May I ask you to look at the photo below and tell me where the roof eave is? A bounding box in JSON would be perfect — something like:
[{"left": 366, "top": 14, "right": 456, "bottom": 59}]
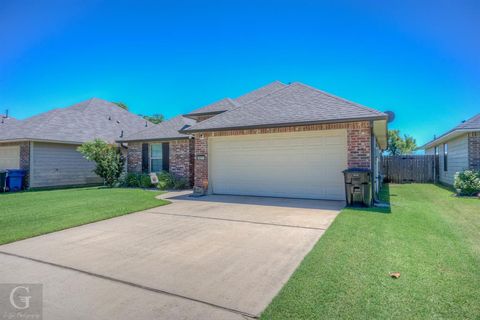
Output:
[
  {"left": 180, "top": 116, "right": 388, "bottom": 134},
  {"left": 116, "top": 136, "right": 191, "bottom": 143},
  {"left": 420, "top": 129, "right": 479, "bottom": 149},
  {"left": 0, "top": 138, "right": 86, "bottom": 145}
]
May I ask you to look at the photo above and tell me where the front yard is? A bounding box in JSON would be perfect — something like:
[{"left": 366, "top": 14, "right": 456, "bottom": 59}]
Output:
[
  {"left": 0, "top": 187, "right": 168, "bottom": 245},
  {"left": 262, "top": 184, "right": 480, "bottom": 319}
]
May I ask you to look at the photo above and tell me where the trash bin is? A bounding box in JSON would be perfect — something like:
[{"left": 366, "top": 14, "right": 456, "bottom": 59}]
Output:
[
  {"left": 343, "top": 168, "right": 372, "bottom": 207},
  {"left": 6, "top": 169, "right": 26, "bottom": 192},
  {"left": 0, "top": 171, "right": 6, "bottom": 192}
]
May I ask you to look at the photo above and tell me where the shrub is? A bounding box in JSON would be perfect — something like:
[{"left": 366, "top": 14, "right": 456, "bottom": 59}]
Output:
[
  {"left": 156, "top": 171, "right": 188, "bottom": 190},
  {"left": 454, "top": 170, "right": 480, "bottom": 196},
  {"left": 122, "top": 173, "right": 140, "bottom": 187},
  {"left": 78, "top": 139, "right": 125, "bottom": 187},
  {"left": 139, "top": 174, "right": 153, "bottom": 188}
]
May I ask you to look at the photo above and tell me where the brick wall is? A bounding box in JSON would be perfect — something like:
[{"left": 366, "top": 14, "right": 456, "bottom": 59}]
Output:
[
  {"left": 126, "top": 142, "right": 142, "bottom": 173},
  {"left": 469, "top": 132, "right": 480, "bottom": 170},
  {"left": 126, "top": 139, "right": 194, "bottom": 185},
  {"left": 0, "top": 141, "right": 31, "bottom": 188},
  {"left": 193, "top": 121, "right": 372, "bottom": 189},
  {"left": 169, "top": 139, "right": 194, "bottom": 186}
]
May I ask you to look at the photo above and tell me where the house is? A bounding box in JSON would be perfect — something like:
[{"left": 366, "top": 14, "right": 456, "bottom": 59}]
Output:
[
  {"left": 121, "top": 81, "right": 388, "bottom": 201},
  {"left": 422, "top": 113, "right": 480, "bottom": 185},
  {"left": 0, "top": 98, "right": 149, "bottom": 188}
]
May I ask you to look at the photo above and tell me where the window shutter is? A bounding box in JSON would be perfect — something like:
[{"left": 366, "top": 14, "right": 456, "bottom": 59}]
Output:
[
  {"left": 142, "top": 143, "right": 149, "bottom": 173},
  {"left": 162, "top": 142, "right": 170, "bottom": 172}
]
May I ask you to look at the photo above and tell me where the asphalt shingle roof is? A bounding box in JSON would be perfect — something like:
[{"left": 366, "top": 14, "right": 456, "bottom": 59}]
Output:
[
  {"left": 0, "top": 115, "right": 18, "bottom": 125},
  {"left": 183, "top": 82, "right": 387, "bottom": 132},
  {"left": 186, "top": 81, "right": 287, "bottom": 116},
  {"left": 187, "top": 98, "right": 239, "bottom": 116},
  {"left": 421, "top": 113, "right": 480, "bottom": 148},
  {"left": 117, "top": 115, "right": 196, "bottom": 142},
  {"left": 455, "top": 113, "right": 480, "bottom": 130},
  {"left": 0, "top": 98, "right": 150, "bottom": 144}
]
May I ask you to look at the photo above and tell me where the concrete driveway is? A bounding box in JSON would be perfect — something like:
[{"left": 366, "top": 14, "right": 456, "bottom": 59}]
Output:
[{"left": 0, "top": 192, "right": 342, "bottom": 319}]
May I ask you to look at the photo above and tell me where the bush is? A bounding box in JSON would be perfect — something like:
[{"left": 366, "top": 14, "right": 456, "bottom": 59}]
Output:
[
  {"left": 454, "top": 170, "right": 480, "bottom": 196},
  {"left": 156, "top": 171, "right": 188, "bottom": 190},
  {"left": 77, "top": 139, "right": 125, "bottom": 187},
  {"left": 139, "top": 174, "right": 153, "bottom": 188},
  {"left": 119, "top": 171, "right": 189, "bottom": 190}
]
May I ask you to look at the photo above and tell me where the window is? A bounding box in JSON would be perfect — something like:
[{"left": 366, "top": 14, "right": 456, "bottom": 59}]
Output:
[
  {"left": 434, "top": 146, "right": 439, "bottom": 156},
  {"left": 443, "top": 143, "right": 448, "bottom": 172},
  {"left": 150, "top": 144, "right": 163, "bottom": 172}
]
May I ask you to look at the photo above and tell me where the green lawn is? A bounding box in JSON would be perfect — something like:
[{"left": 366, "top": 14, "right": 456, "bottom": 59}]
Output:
[
  {"left": 0, "top": 187, "right": 168, "bottom": 245},
  {"left": 262, "top": 184, "right": 480, "bottom": 319}
]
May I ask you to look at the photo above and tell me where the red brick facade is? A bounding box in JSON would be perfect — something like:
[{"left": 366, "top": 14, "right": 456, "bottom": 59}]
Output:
[
  {"left": 169, "top": 139, "right": 195, "bottom": 186},
  {"left": 193, "top": 121, "right": 372, "bottom": 189},
  {"left": 469, "top": 132, "right": 480, "bottom": 170},
  {"left": 126, "top": 139, "right": 194, "bottom": 185}
]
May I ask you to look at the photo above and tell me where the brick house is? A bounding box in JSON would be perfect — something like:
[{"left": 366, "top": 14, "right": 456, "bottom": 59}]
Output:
[
  {"left": 423, "top": 113, "right": 480, "bottom": 185},
  {"left": 121, "top": 81, "right": 388, "bottom": 201}
]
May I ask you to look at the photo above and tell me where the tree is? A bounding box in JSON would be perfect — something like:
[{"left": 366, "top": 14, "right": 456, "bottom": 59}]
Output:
[
  {"left": 386, "top": 130, "right": 417, "bottom": 155},
  {"left": 78, "top": 139, "right": 125, "bottom": 187},
  {"left": 113, "top": 102, "right": 128, "bottom": 110},
  {"left": 143, "top": 114, "right": 164, "bottom": 124}
]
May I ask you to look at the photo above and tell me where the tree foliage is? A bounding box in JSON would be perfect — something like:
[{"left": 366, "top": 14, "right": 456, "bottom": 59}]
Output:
[
  {"left": 386, "top": 130, "right": 417, "bottom": 155},
  {"left": 143, "top": 114, "right": 164, "bottom": 124},
  {"left": 113, "top": 102, "right": 128, "bottom": 110},
  {"left": 78, "top": 139, "right": 125, "bottom": 187}
]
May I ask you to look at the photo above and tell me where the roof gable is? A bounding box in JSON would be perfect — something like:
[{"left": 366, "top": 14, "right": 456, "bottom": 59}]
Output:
[
  {"left": 184, "top": 82, "right": 386, "bottom": 132},
  {"left": 186, "top": 81, "right": 287, "bottom": 116},
  {"left": 118, "top": 115, "right": 196, "bottom": 142}
]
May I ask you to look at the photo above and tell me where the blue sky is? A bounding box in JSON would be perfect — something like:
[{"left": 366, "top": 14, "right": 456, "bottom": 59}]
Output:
[{"left": 1, "top": 0, "right": 478, "bottom": 146}]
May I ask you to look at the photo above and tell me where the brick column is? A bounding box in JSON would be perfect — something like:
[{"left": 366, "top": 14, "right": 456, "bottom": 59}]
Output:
[
  {"left": 347, "top": 122, "right": 371, "bottom": 169},
  {"left": 193, "top": 134, "right": 209, "bottom": 190},
  {"left": 469, "top": 132, "right": 480, "bottom": 170},
  {"left": 170, "top": 139, "right": 194, "bottom": 186},
  {"left": 127, "top": 142, "right": 142, "bottom": 173}
]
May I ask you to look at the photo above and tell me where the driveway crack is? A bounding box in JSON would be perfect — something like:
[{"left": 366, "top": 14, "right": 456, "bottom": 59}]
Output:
[
  {"left": 147, "top": 211, "right": 328, "bottom": 231},
  {"left": 0, "top": 250, "right": 259, "bottom": 319}
]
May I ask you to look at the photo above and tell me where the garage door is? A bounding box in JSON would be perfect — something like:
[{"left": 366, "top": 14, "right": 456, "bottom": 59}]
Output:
[
  {"left": 209, "top": 129, "right": 348, "bottom": 200},
  {"left": 0, "top": 146, "right": 20, "bottom": 170}
]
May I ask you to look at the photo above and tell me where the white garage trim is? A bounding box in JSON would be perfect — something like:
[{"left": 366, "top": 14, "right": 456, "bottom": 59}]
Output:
[
  {"left": 0, "top": 145, "right": 20, "bottom": 170},
  {"left": 209, "top": 129, "right": 348, "bottom": 200}
]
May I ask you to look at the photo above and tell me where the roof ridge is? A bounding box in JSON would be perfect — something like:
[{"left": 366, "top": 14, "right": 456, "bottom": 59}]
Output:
[
  {"left": 186, "top": 83, "right": 291, "bottom": 131},
  {"left": 291, "top": 82, "right": 385, "bottom": 116}
]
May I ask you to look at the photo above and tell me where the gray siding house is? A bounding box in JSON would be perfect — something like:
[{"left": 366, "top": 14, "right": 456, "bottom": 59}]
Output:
[
  {"left": 423, "top": 114, "right": 480, "bottom": 185},
  {"left": 0, "top": 98, "right": 149, "bottom": 188}
]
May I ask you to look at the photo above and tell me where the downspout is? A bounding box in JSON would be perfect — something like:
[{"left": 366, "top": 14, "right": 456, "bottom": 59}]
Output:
[{"left": 370, "top": 121, "right": 375, "bottom": 205}]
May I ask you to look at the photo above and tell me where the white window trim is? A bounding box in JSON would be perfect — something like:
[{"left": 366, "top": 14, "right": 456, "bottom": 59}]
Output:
[{"left": 149, "top": 143, "right": 163, "bottom": 173}]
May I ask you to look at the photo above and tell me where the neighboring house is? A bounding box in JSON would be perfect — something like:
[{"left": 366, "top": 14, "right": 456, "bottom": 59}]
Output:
[
  {"left": 0, "top": 98, "right": 149, "bottom": 188},
  {"left": 121, "top": 81, "right": 388, "bottom": 201},
  {"left": 422, "top": 113, "right": 480, "bottom": 185}
]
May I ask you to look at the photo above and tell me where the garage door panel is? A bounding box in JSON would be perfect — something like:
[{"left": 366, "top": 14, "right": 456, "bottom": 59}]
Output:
[
  {"left": 210, "top": 130, "right": 348, "bottom": 200},
  {"left": 0, "top": 146, "right": 20, "bottom": 170}
]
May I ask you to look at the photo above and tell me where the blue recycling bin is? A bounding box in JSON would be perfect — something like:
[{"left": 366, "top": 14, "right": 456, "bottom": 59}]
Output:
[{"left": 7, "top": 169, "right": 26, "bottom": 191}]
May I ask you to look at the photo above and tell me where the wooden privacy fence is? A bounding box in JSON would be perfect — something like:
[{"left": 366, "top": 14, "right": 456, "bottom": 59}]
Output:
[{"left": 381, "top": 155, "right": 439, "bottom": 183}]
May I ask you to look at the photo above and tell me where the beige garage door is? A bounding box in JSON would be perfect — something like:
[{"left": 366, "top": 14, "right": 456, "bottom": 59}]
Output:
[
  {"left": 0, "top": 146, "right": 20, "bottom": 170},
  {"left": 209, "top": 129, "right": 348, "bottom": 200}
]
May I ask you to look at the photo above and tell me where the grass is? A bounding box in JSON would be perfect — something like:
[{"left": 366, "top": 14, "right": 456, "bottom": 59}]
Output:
[
  {"left": 0, "top": 187, "right": 168, "bottom": 245},
  {"left": 261, "top": 184, "right": 480, "bottom": 319}
]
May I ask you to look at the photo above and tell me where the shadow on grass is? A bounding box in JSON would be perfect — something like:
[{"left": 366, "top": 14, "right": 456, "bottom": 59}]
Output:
[{"left": 346, "top": 184, "right": 392, "bottom": 214}]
